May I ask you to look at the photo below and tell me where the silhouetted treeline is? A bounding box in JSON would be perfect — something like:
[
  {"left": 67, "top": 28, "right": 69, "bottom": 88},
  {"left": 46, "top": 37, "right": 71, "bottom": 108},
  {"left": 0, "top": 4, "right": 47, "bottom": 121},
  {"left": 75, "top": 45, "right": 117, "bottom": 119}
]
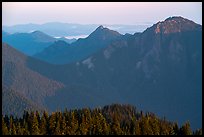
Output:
[{"left": 2, "top": 104, "right": 202, "bottom": 135}]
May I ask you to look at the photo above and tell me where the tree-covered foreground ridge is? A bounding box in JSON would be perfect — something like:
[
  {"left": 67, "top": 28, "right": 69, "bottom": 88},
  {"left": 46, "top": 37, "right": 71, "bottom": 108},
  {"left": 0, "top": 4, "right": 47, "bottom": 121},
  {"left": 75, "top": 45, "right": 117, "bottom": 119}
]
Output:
[{"left": 2, "top": 104, "right": 202, "bottom": 135}]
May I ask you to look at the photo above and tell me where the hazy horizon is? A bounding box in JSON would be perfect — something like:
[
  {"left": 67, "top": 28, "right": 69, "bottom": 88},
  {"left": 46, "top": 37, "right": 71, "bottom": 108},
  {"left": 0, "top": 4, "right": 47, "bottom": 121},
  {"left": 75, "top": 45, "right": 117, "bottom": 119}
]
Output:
[
  {"left": 2, "top": 2, "right": 202, "bottom": 26},
  {"left": 2, "top": 21, "right": 154, "bottom": 27}
]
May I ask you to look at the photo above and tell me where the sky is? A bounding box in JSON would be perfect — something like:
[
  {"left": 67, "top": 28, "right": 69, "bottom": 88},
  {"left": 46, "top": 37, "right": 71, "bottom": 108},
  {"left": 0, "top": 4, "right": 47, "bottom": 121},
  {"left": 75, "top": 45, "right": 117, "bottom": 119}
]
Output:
[{"left": 2, "top": 2, "right": 202, "bottom": 26}]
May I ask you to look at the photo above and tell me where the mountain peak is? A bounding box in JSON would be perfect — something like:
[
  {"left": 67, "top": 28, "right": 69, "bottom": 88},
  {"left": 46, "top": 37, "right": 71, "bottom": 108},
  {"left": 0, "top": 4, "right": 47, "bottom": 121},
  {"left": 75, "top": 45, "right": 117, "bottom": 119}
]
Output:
[
  {"left": 164, "top": 16, "right": 185, "bottom": 21},
  {"left": 31, "top": 30, "right": 43, "bottom": 34},
  {"left": 94, "top": 25, "right": 107, "bottom": 32},
  {"left": 31, "top": 30, "right": 52, "bottom": 37},
  {"left": 89, "top": 25, "right": 121, "bottom": 40},
  {"left": 97, "top": 24, "right": 123, "bottom": 31},
  {"left": 98, "top": 25, "right": 104, "bottom": 30},
  {"left": 31, "top": 30, "right": 48, "bottom": 37},
  {"left": 151, "top": 16, "right": 202, "bottom": 34},
  {"left": 30, "top": 30, "right": 56, "bottom": 42}
]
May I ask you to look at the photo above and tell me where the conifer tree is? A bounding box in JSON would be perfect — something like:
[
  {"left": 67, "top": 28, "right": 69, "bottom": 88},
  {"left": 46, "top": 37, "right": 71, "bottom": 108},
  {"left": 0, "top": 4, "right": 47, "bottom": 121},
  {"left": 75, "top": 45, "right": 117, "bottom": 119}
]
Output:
[
  {"left": 40, "top": 114, "right": 48, "bottom": 135},
  {"left": 135, "top": 120, "right": 141, "bottom": 135},
  {"left": 48, "top": 112, "right": 57, "bottom": 135},
  {"left": 193, "top": 128, "right": 202, "bottom": 135},
  {"left": 30, "top": 113, "right": 40, "bottom": 135},
  {"left": 35, "top": 110, "right": 41, "bottom": 124},
  {"left": 140, "top": 116, "right": 153, "bottom": 135},
  {"left": 149, "top": 116, "right": 160, "bottom": 135},
  {"left": 60, "top": 115, "right": 66, "bottom": 135},
  {"left": 95, "top": 113, "right": 104, "bottom": 135},
  {"left": 2, "top": 116, "right": 9, "bottom": 135},
  {"left": 9, "top": 116, "right": 16, "bottom": 135},
  {"left": 111, "top": 115, "right": 122, "bottom": 135},
  {"left": 16, "top": 122, "right": 23, "bottom": 135},
  {"left": 180, "top": 121, "right": 192, "bottom": 135},
  {"left": 69, "top": 111, "right": 79, "bottom": 135},
  {"left": 54, "top": 120, "right": 61, "bottom": 135},
  {"left": 22, "top": 118, "right": 30, "bottom": 135},
  {"left": 173, "top": 122, "right": 179, "bottom": 135},
  {"left": 79, "top": 114, "right": 89, "bottom": 135},
  {"left": 101, "top": 114, "right": 110, "bottom": 135}
]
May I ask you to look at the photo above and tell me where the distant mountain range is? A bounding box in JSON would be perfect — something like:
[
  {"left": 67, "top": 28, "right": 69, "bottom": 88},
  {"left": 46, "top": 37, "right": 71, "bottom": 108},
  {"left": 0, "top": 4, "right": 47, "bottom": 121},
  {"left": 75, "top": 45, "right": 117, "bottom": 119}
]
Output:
[
  {"left": 2, "top": 31, "right": 77, "bottom": 56},
  {"left": 2, "top": 22, "right": 151, "bottom": 37},
  {"left": 33, "top": 25, "right": 122, "bottom": 64},
  {"left": 2, "top": 16, "right": 202, "bottom": 130}
]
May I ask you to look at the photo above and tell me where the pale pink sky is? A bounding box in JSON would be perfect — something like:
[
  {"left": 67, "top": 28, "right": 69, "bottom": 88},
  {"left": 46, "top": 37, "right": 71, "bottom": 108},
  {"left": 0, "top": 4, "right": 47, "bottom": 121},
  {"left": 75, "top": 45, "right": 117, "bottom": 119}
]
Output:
[{"left": 2, "top": 2, "right": 202, "bottom": 26}]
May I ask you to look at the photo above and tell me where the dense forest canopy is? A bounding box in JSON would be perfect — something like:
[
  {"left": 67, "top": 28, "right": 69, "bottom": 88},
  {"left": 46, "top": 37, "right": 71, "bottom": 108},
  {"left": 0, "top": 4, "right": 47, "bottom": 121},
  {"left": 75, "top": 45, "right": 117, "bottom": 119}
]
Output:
[{"left": 2, "top": 104, "right": 202, "bottom": 135}]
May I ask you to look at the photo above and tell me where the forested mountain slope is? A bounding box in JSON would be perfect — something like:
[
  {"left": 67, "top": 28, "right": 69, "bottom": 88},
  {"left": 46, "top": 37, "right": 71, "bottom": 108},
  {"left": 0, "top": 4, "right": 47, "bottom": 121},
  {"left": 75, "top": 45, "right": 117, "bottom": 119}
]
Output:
[{"left": 2, "top": 43, "right": 64, "bottom": 114}]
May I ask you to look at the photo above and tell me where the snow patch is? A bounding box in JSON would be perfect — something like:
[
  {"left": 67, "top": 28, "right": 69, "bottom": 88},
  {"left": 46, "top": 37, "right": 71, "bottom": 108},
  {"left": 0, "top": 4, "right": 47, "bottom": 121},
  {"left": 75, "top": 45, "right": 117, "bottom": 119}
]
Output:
[{"left": 82, "top": 57, "right": 94, "bottom": 69}]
